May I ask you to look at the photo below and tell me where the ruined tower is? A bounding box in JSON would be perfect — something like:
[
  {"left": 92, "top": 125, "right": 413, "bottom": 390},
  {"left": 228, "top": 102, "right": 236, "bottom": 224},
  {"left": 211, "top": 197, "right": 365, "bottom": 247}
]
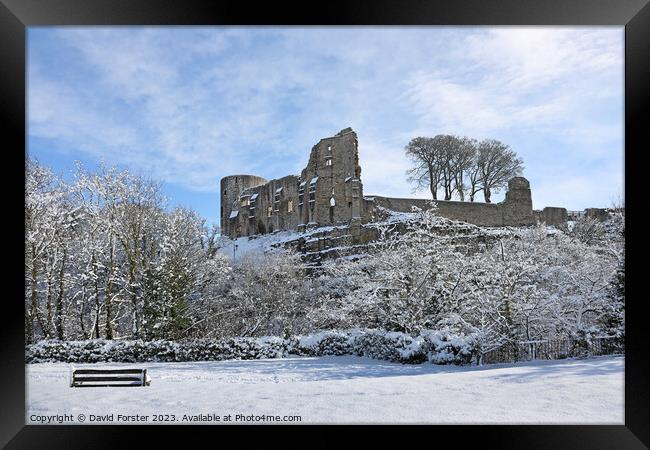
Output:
[
  {"left": 501, "top": 177, "right": 535, "bottom": 226},
  {"left": 298, "top": 127, "right": 363, "bottom": 227},
  {"left": 220, "top": 127, "right": 364, "bottom": 238},
  {"left": 220, "top": 174, "right": 267, "bottom": 237}
]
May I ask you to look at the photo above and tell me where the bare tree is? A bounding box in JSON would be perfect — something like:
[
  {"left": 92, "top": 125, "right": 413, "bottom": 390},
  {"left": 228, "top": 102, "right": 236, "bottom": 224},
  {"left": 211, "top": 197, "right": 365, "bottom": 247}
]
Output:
[
  {"left": 436, "top": 135, "right": 466, "bottom": 200},
  {"left": 450, "top": 137, "right": 476, "bottom": 201},
  {"left": 25, "top": 160, "right": 76, "bottom": 342},
  {"left": 405, "top": 135, "right": 475, "bottom": 201},
  {"left": 476, "top": 139, "right": 523, "bottom": 203},
  {"left": 405, "top": 137, "right": 444, "bottom": 200},
  {"left": 466, "top": 158, "right": 483, "bottom": 202}
]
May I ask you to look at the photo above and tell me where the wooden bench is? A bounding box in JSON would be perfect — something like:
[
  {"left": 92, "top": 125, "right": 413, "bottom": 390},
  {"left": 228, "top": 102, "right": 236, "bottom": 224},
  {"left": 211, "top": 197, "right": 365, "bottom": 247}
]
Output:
[{"left": 70, "top": 368, "right": 151, "bottom": 387}]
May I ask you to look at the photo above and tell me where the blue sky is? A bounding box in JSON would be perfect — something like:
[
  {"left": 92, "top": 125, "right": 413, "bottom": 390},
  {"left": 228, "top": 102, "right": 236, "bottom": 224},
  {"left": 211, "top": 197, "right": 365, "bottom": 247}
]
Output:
[{"left": 28, "top": 27, "right": 624, "bottom": 227}]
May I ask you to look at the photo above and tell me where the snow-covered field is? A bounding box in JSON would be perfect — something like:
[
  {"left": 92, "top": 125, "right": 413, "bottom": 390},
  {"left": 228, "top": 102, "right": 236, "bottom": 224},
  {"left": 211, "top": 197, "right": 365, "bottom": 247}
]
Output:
[{"left": 27, "top": 355, "right": 624, "bottom": 424}]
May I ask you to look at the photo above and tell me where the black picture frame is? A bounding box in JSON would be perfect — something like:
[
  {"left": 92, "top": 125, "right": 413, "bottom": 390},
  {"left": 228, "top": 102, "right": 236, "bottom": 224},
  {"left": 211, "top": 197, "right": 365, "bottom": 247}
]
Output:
[{"left": 2, "top": 0, "right": 647, "bottom": 447}]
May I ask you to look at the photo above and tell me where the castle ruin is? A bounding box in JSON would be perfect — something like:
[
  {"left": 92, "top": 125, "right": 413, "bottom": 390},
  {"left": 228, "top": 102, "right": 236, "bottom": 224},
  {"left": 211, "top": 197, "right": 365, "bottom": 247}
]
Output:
[{"left": 221, "top": 127, "right": 569, "bottom": 239}]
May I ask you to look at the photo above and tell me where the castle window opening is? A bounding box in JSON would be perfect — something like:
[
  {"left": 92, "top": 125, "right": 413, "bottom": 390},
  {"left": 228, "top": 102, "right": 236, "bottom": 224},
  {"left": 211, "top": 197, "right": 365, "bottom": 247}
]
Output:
[
  {"left": 249, "top": 193, "right": 258, "bottom": 211},
  {"left": 330, "top": 197, "right": 336, "bottom": 207},
  {"left": 308, "top": 177, "right": 317, "bottom": 203},
  {"left": 274, "top": 187, "right": 283, "bottom": 211},
  {"left": 288, "top": 200, "right": 294, "bottom": 212},
  {"left": 267, "top": 206, "right": 273, "bottom": 217},
  {"left": 326, "top": 158, "right": 332, "bottom": 166},
  {"left": 298, "top": 182, "right": 305, "bottom": 206}
]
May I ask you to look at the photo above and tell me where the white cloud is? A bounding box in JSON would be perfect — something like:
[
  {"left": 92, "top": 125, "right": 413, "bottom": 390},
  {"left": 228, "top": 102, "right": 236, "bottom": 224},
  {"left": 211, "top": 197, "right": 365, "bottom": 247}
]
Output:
[
  {"left": 532, "top": 168, "right": 624, "bottom": 211},
  {"left": 404, "top": 28, "right": 623, "bottom": 140},
  {"left": 28, "top": 71, "right": 139, "bottom": 154}
]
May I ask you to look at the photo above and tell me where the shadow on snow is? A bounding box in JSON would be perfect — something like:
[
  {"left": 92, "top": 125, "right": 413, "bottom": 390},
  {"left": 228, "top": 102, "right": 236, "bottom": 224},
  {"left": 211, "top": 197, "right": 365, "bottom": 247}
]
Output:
[{"left": 120, "top": 354, "right": 626, "bottom": 383}]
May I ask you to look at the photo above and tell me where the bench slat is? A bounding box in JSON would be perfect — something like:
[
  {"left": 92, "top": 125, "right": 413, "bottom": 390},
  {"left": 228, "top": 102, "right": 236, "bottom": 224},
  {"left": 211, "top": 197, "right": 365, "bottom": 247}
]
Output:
[
  {"left": 73, "top": 369, "right": 144, "bottom": 375},
  {"left": 71, "top": 368, "right": 150, "bottom": 387},
  {"left": 74, "top": 376, "right": 143, "bottom": 382}
]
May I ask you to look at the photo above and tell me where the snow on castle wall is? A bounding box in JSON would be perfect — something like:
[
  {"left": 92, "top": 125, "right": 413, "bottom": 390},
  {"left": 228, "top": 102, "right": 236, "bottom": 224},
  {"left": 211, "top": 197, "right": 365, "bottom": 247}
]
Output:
[{"left": 362, "top": 177, "right": 536, "bottom": 228}]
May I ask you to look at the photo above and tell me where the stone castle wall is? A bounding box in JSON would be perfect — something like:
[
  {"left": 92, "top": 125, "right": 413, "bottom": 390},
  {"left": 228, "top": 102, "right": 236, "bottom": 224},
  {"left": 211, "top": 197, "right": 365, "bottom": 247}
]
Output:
[
  {"left": 220, "top": 175, "right": 268, "bottom": 235},
  {"left": 366, "top": 177, "right": 535, "bottom": 227},
  {"left": 537, "top": 207, "right": 568, "bottom": 226}
]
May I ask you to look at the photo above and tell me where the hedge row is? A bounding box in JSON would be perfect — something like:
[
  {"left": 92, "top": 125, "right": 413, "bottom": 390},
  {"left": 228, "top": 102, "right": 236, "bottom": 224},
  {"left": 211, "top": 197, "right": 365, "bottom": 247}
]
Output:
[{"left": 26, "top": 329, "right": 475, "bottom": 365}]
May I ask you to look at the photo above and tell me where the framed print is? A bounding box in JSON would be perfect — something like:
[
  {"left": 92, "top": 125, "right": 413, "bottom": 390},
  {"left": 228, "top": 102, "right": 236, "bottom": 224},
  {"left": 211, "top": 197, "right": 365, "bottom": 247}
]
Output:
[{"left": 2, "top": 0, "right": 648, "bottom": 447}]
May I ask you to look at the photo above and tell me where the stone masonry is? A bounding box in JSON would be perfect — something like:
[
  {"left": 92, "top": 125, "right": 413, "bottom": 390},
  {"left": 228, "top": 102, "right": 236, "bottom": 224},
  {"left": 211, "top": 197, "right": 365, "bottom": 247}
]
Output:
[
  {"left": 221, "top": 127, "right": 567, "bottom": 238},
  {"left": 221, "top": 128, "right": 363, "bottom": 238},
  {"left": 366, "top": 177, "right": 535, "bottom": 227}
]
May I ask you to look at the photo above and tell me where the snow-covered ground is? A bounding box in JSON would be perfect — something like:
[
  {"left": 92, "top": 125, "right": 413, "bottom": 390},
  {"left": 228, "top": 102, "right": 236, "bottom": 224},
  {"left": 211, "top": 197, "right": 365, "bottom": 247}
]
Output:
[
  {"left": 27, "top": 355, "right": 624, "bottom": 424},
  {"left": 216, "top": 230, "right": 298, "bottom": 259}
]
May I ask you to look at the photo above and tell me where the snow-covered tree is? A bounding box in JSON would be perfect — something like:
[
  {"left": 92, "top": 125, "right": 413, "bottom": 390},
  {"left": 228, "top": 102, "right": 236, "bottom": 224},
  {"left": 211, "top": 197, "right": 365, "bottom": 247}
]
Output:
[{"left": 25, "top": 159, "right": 78, "bottom": 342}]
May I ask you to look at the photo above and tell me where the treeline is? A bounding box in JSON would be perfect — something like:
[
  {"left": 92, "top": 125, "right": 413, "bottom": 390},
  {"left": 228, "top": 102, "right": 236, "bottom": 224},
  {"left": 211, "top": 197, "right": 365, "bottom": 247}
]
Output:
[
  {"left": 25, "top": 159, "right": 320, "bottom": 343},
  {"left": 25, "top": 159, "right": 221, "bottom": 343},
  {"left": 314, "top": 212, "right": 624, "bottom": 363},
  {"left": 405, "top": 135, "right": 523, "bottom": 202},
  {"left": 26, "top": 159, "right": 624, "bottom": 357}
]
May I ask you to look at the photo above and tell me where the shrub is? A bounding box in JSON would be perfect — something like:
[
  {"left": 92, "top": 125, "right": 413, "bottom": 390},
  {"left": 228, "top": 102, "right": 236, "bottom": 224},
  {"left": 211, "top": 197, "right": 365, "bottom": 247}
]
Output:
[{"left": 26, "top": 329, "right": 475, "bottom": 365}]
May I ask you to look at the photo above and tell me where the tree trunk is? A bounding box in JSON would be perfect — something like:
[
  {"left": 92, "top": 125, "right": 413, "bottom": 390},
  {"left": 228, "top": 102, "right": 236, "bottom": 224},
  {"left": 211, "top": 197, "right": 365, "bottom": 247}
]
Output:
[
  {"left": 444, "top": 179, "right": 452, "bottom": 200},
  {"left": 130, "top": 265, "right": 140, "bottom": 339},
  {"left": 428, "top": 166, "right": 437, "bottom": 200},
  {"left": 46, "top": 267, "right": 53, "bottom": 339},
  {"left": 94, "top": 298, "right": 101, "bottom": 339},
  {"left": 105, "top": 238, "right": 115, "bottom": 340},
  {"left": 27, "top": 248, "right": 38, "bottom": 344},
  {"left": 93, "top": 265, "right": 101, "bottom": 339},
  {"left": 55, "top": 247, "right": 67, "bottom": 340},
  {"left": 79, "top": 293, "right": 87, "bottom": 339},
  {"left": 456, "top": 174, "right": 465, "bottom": 201},
  {"left": 105, "top": 290, "right": 113, "bottom": 339},
  {"left": 484, "top": 187, "right": 492, "bottom": 203}
]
